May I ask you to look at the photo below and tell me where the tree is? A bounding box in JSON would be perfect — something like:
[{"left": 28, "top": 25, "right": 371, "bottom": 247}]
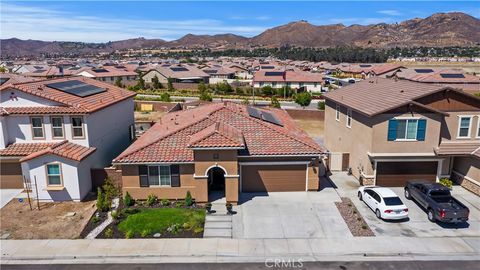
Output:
[
  {"left": 114, "top": 77, "right": 123, "bottom": 88},
  {"left": 270, "top": 96, "right": 281, "bottom": 108},
  {"left": 152, "top": 75, "right": 163, "bottom": 89},
  {"left": 124, "top": 191, "right": 134, "bottom": 207},
  {"left": 160, "top": 92, "right": 171, "bottom": 102},
  {"left": 199, "top": 91, "right": 213, "bottom": 101},
  {"left": 317, "top": 101, "right": 325, "bottom": 110},
  {"left": 135, "top": 76, "right": 145, "bottom": 90},
  {"left": 167, "top": 77, "right": 175, "bottom": 91},
  {"left": 0, "top": 66, "right": 7, "bottom": 73},
  {"left": 198, "top": 81, "right": 207, "bottom": 92},
  {"left": 295, "top": 92, "right": 312, "bottom": 108}
]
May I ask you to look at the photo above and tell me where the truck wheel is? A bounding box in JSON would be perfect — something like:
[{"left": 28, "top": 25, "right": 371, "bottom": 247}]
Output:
[
  {"left": 427, "top": 209, "right": 435, "bottom": 222},
  {"left": 375, "top": 209, "right": 382, "bottom": 219},
  {"left": 404, "top": 188, "right": 411, "bottom": 200},
  {"left": 358, "top": 191, "right": 363, "bottom": 201}
]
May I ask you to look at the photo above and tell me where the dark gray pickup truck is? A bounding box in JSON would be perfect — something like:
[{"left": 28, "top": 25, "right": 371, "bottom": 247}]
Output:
[{"left": 404, "top": 181, "right": 469, "bottom": 223}]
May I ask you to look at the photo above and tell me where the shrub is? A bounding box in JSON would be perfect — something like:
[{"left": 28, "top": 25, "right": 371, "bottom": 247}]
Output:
[
  {"left": 147, "top": 194, "right": 157, "bottom": 206},
  {"left": 241, "top": 98, "right": 250, "bottom": 105},
  {"left": 124, "top": 191, "right": 134, "bottom": 207},
  {"left": 199, "top": 91, "right": 213, "bottom": 101},
  {"left": 125, "top": 230, "right": 134, "bottom": 239},
  {"left": 198, "top": 81, "right": 207, "bottom": 92},
  {"left": 235, "top": 87, "right": 244, "bottom": 95},
  {"left": 175, "top": 201, "right": 184, "bottom": 208},
  {"left": 276, "top": 86, "right": 292, "bottom": 97},
  {"left": 440, "top": 178, "right": 453, "bottom": 189},
  {"left": 261, "top": 85, "right": 274, "bottom": 96},
  {"left": 96, "top": 187, "right": 108, "bottom": 212},
  {"left": 193, "top": 227, "right": 204, "bottom": 234},
  {"left": 270, "top": 96, "right": 281, "bottom": 108},
  {"left": 140, "top": 229, "right": 151, "bottom": 238},
  {"left": 152, "top": 75, "right": 163, "bottom": 89},
  {"left": 104, "top": 227, "right": 113, "bottom": 238},
  {"left": 160, "top": 92, "right": 171, "bottom": 102},
  {"left": 295, "top": 92, "right": 312, "bottom": 108},
  {"left": 185, "top": 191, "right": 193, "bottom": 206},
  {"left": 361, "top": 225, "right": 368, "bottom": 230},
  {"left": 317, "top": 101, "right": 325, "bottom": 110},
  {"left": 102, "top": 177, "right": 118, "bottom": 205},
  {"left": 92, "top": 216, "right": 100, "bottom": 224},
  {"left": 167, "top": 77, "right": 174, "bottom": 91},
  {"left": 122, "top": 208, "right": 140, "bottom": 215},
  {"left": 111, "top": 210, "right": 119, "bottom": 220},
  {"left": 161, "top": 199, "right": 170, "bottom": 206}
]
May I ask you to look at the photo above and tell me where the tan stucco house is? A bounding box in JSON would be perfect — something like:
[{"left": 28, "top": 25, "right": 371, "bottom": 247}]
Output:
[
  {"left": 113, "top": 102, "right": 324, "bottom": 204},
  {"left": 323, "top": 78, "right": 480, "bottom": 194}
]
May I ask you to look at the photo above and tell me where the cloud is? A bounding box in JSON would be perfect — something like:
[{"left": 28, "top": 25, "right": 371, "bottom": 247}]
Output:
[
  {"left": 0, "top": 3, "right": 268, "bottom": 42},
  {"left": 378, "top": 10, "right": 403, "bottom": 16},
  {"left": 316, "top": 17, "right": 395, "bottom": 26}
]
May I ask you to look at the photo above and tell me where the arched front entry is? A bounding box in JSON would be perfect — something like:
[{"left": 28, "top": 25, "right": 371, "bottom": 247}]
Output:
[{"left": 207, "top": 166, "right": 226, "bottom": 199}]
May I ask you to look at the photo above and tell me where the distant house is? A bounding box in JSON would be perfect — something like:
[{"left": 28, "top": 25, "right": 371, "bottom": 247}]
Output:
[
  {"left": 323, "top": 78, "right": 480, "bottom": 195},
  {"left": 77, "top": 66, "right": 138, "bottom": 85},
  {"left": 142, "top": 64, "right": 209, "bottom": 84},
  {"left": 253, "top": 70, "right": 323, "bottom": 92},
  {"left": 201, "top": 66, "right": 236, "bottom": 84},
  {"left": 113, "top": 102, "right": 324, "bottom": 204},
  {"left": 0, "top": 77, "right": 136, "bottom": 200}
]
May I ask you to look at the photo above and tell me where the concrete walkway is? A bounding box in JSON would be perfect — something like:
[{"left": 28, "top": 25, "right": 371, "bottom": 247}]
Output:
[{"left": 1, "top": 236, "right": 479, "bottom": 264}]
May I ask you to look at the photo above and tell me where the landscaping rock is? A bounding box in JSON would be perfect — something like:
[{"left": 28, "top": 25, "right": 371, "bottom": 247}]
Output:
[
  {"left": 1, "top": 233, "right": 11, "bottom": 239},
  {"left": 65, "top": 212, "right": 76, "bottom": 217},
  {"left": 153, "top": 233, "right": 161, "bottom": 238}
]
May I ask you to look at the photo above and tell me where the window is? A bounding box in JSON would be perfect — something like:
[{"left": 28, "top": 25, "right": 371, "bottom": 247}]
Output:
[
  {"left": 46, "top": 164, "right": 62, "bottom": 186},
  {"left": 286, "top": 82, "right": 291, "bottom": 87},
  {"left": 51, "top": 116, "right": 64, "bottom": 138},
  {"left": 31, "top": 117, "right": 44, "bottom": 138},
  {"left": 299, "top": 82, "right": 304, "bottom": 87},
  {"left": 146, "top": 165, "right": 171, "bottom": 186},
  {"left": 71, "top": 117, "right": 84, "bottom": 138},
  {"left": 335, "top": 104, "right": 340, "bottom": 121},
  {"left": 314, "top": 82, "right": 318, "bottom": 87},
  {"left": 346, "top": 109, "right": 352, "bottom": 128},
  {"left": 259, "top": 82, "right": 264, "bottom": 87},
  {"left": 458, "top": 116, "right": 472, "bottom": 138},
  {"left": 272, "top": 82, "right": 277, "bottom": 87},
  {"left": 387, "top": 118, "right": 426, "bottom": 141},
  {"left": 139, "top": 165, "right": 149, "bottom": 187}
]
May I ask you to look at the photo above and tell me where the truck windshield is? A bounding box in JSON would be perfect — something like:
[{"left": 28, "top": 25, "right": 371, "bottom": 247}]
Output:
[
  {"left": 430, "top": 190, "right": 450, "bottom": 197},
  {"left": 383, "top": 197, "right": 403, "bottom": 206}
]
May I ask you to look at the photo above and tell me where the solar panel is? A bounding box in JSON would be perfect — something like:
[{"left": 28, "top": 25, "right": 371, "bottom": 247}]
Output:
[
  {"left": 261, "top": 66, "right": 275, "bottom": 69},
  {"left": 440, "top": 73, "right": 465, "bottom": 78},
  {"left": 46, "top": 80, "right": 106, "bottom": 97},
  {"left": 265, "top": 71, "right": 284, "bottom": 76},
  {"left": 247, "top": 106, "right": 261, "bottom": 119},
  {"left": 33, "top": 70, "right": 46, "bottom": 73},
  {"left": 359, "top": 64, "right": 372, "bottom": 67},
  {"left": 0, "top": 78, "right": 9, "bottom": 85},
  {"left": 92, "top": 68, "right": 108, "bottom": 73},
  {"left": 170, "top": 67, "right": 189, "bottom": 72},
  {"left": 261, "top": 111, "right": 283, "bottom": 126},
  {"left": 203, "top": 69, "right": 217, "bottom": 74},
  {"left": 68, "top": 67, "right": 81, "bottom": 70},
  {"left": 414, "top": 69, "right": 434, "bottom": 73}
]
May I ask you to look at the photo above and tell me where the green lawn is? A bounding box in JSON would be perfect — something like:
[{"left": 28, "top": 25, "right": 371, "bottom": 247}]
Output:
[{"left": 118, "top": 208, "right": 205, "bottom": 235}]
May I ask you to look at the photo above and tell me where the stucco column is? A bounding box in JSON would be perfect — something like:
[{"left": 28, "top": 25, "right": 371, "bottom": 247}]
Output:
[{"left": 225, "top": 176, "right": 239, "bottom": 205}]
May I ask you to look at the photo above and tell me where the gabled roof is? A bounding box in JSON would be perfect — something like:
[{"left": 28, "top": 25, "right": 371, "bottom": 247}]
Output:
[
  {"left": 114, "top": 102, "right": 323, "bottom": 163},
  {"left": 19, "top": 140, "right": 96, "bottom": 162},
  {"left": 323, "top": 78, "right": 454, "bottom": 117},
  {"left": 188, "top": 122, "right": 245, "bottom": 149},
  {"left": 1, "top": 77, "right": 136, "bottom": 114},
  {"left": 146, "top": 65, "right": 209, "bottom": 80},
  {"left": 253, "top": 70, "right": 322, "bottom": 83},
  {"left": 0, "top": 142, "right": 57, "bottom": 157}
]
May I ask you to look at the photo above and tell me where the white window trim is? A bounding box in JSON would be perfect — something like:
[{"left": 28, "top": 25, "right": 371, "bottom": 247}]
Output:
[
  {"left": 346, "top": 108, "right": 352, "bottom": 128},
  {"left": 394, "top": 118, "right": 418, "bottom": 141},
  {"left": 147, "top": 165, "right": 172, "bottom": 187},
  {"left": 71, "top": 116, "right": 85, "bottom": 139},
  {"left": 335, "top": 104, "right": 340, "bottom": 121},
  {"left": 476, "top": 116, "right": 480, "bottom": 139},
  {"left": 457, "top": 115, "right": 473, "bottom": 139},
  {"left": 51, "top": 116, "right": 65, "bottom": 139},
  {"left": 45, "top": 163, "right": 63, "bottom": 187},
  {"left": 31, "top": 116, "right": 45, "bottom": 139}
]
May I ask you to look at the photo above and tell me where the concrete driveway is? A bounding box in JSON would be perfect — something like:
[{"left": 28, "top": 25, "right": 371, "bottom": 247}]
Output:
[
  {"left": 331, "top": 172, "right": 480, "bottom": 238},
  {"left": 232, "top": 180, "right": 352, "bottom": 239},
  {"left": 0, "top": 189, "right": 22, "bottom": 209}
]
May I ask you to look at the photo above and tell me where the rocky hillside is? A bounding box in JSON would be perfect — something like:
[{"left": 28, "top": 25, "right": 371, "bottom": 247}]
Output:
[{"left": 2, "top": 12, "right": 479, "bottom": 57}]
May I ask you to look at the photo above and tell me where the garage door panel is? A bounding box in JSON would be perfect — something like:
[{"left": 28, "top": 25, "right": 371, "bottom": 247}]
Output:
[
  {"left": 242, "top": 165, "right": 306, "bottom": 192},
  {"left": 376, "top": 161, "right": 437, "bottom": 187},
  {"left": 1, "top": 162, "right": 24, "bottom": 189}
]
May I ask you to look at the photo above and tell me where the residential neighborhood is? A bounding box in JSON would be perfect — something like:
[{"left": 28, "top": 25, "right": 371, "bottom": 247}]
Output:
[{"left": 1, "top": 1, "right": 480, "bottom": 270}]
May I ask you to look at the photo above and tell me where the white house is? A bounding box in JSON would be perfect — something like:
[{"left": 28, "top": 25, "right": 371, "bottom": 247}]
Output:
[
  {"left": 0, "top": 77, "right": 136, "bottom": 201},
  {"left": 252, "top": 70, "right": 323, "bottom": 92}
]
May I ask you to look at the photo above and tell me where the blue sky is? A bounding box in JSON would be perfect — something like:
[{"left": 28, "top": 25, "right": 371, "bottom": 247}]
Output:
[{"left": 1, "top": 1, "right": 479, "bottom": 42}]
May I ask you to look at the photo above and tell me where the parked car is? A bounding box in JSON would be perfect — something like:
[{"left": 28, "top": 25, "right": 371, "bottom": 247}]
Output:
[
  {"left": 357, "top": 186, "right": 408, "bottom": 220},
  {"left": 404, "top": 181, "right": 469, "bottom": 223}
]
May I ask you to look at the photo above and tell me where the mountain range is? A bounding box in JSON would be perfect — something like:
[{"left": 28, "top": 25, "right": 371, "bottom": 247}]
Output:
[{"left": 2, "top": 12, "right": 479, "bottom": 57}]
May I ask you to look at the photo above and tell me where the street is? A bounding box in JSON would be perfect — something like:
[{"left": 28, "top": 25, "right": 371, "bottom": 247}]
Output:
[{"left": 3, "top": 261, "right": 480, "bottom": 270}]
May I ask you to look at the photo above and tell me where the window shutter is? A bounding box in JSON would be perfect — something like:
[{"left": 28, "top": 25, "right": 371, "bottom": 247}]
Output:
[
  {"left": 170, "top": 165, "right": 180, "bottom": 187},
  {"left": 417, "top": 119, "right": 426, "bottom": 141},
  {"left": 139, "top": 165, "right": 149, "bottom": 187},
  {"left": 387, "top": 119, "right": 397, "bottom": 141}
]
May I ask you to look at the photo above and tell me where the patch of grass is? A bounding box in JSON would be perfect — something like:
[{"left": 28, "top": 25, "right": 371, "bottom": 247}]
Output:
[{"left": 118, "top": 208, "right": 205, "bottom": 235}]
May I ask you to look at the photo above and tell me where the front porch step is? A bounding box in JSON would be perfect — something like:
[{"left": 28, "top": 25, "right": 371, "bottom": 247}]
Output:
[
  {"left": 203, "top": 228, "right": 232, "bottom": 238},
  {"left": 206, "top": 215, "right": 232, "bottom": 222}
]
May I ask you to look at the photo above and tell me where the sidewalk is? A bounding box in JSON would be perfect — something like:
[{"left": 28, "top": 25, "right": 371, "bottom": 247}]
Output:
[{"left": 1, "top": 236, "right": 479, "bottom": 264}]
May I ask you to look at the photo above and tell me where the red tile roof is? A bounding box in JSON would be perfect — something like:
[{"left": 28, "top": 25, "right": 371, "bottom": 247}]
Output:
[
  {"left": 19, "top": 140, "right": 96, "bottom": 162},
  {"left": 0, "top": 142, "right": 57, "bottom": 157},
  {"left": 114, "top": 102, "right": 323, "bottom": 163},
  {"left": 435, "top": 141, "right": 480, "bottom": 157},
  {"left": 2, "top": 106, "right": 88, "bottom": 115},
  {"left": 188, "top": 122, "right": 245, "bottom": 148},
  {"left": 1, "top": 77, "right": 136, "bottom": 114}
]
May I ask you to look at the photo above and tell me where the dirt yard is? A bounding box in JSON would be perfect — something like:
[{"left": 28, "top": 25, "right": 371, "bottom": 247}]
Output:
[
  {"left": 0, "top": 199, "right": 96, "bottom": 239},
  {"left": 294, "top": 118, "right": 324, "bottom": 139},
  {"left": 134, "top": 111, "right": 165, "bottom": 122}
]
